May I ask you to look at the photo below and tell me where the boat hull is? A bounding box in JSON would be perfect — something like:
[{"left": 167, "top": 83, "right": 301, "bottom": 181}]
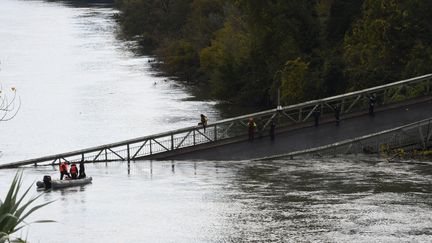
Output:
[{"left": 36, "top": 177, "right": 92, "bottom": 189}]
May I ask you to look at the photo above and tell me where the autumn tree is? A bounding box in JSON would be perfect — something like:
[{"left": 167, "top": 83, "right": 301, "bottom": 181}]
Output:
[{"left": 344, "top": 0, "right": 432, "bottom": 89}]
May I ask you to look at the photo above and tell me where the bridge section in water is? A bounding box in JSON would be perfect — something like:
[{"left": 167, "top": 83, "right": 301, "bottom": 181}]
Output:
[
  {"left": 1, "top": 74, "right": 432, "bottom": 168},
  {"left": 171, "top": 100, "right": 432, "bottom": 161}
]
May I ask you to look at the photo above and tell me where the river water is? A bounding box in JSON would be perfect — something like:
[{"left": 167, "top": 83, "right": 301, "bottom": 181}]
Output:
[
  {"left": 1, "top": 1, "right": 432, "bottom": 242},
  {"left": 0, "top": 0, "right": 219, "bottom": 163}
]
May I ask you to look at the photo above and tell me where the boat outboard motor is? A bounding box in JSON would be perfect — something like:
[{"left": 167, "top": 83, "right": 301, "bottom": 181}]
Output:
[{"left": 43, "top": 175, "right": 52, "bottom": 189}]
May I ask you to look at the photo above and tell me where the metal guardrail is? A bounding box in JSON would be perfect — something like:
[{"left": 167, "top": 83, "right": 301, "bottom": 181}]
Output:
[
  {"left": 0, "top": 74, "right": 431, "bottom": 168},
  {"left": 257, "top": 117, "right": 432, "bottom": 160}
]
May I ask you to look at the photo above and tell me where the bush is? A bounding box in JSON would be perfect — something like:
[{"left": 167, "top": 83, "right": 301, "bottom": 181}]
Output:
[{"left": 0, "top": 172, "right": 54, "bottom": 243}]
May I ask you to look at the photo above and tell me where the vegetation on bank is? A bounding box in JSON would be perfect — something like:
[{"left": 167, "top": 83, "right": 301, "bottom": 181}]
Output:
[
  {"left": 381, "top": 146, "right": 432, "bottom": 162},
  {"left": 116, "top": 0, "right": 432, "bottom": 106},
  {"left": 0, "top": 172, "right": 53, "bottom": 243}
]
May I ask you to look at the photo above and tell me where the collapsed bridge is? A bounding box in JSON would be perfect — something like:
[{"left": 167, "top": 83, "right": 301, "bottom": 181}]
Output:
[{"left": 1, "top": 74, "right": 432, "bottom": 168}]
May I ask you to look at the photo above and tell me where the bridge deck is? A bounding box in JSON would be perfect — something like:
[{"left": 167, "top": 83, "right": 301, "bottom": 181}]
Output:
[{"left": 167, "top": 99, "right": 432, "bottom": 160}]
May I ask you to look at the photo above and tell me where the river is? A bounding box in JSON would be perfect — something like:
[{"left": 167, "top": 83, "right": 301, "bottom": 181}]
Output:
[
  {"left": 0, "top": 0, "right": 219, "bottom": 164},
  {"left": 0, "top": 1, "right": 431, "bottom": 242}
]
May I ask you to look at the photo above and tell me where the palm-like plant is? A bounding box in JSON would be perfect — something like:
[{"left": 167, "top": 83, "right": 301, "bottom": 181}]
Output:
[{"left": 0, "top": 172, "right": 54, "bottom": 243}]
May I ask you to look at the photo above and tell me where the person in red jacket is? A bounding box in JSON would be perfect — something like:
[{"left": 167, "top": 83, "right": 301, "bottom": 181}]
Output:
[
  {"left": 59, "top": 161, "right": 70, "bottom": 180},
  {"left": 248, "top": 118, "right": 257, "bottom": 141},
  {"left": 70, "top": 163, "right": 78, "bottom": 179}
]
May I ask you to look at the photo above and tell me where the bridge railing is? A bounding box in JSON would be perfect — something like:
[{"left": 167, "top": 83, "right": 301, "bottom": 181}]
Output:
[
  {"left": 0, "top": 74, "right": 431, "bottom": 168},
  {"left": 258, "top": 117, "right": 432, "bottom": 160}
]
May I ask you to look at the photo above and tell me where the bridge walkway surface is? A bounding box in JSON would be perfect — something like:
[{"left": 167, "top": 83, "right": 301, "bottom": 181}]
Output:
[{"left": 168, "top": 99, "right": 432, "bottom": 160}]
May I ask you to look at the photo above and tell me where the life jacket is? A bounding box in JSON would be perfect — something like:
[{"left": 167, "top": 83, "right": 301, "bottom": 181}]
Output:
[
  {"left": 248, "top": 121, "right": 256, "bottom": 128},
  {"left": 59, "top": 162, "right": 67, "bottom": 173},
  {"left": 70, "top": 165, "right": 77, "bottom": 174}
]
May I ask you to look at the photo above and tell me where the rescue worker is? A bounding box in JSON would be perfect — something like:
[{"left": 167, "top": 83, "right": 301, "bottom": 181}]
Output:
[
  {"left": 198, "top": 114, "right": 208, "bottom": 132},
  {"left": 70, "top": 163, "right": 78, "bottom": 179},
  {"left": 248, "top": 118, "right": 257, "bottom": 141},
  {"left": 313, "top": 109, "right": 321, "bottom": 127},
  {"left": 270, "top": 120, "right": 276, "bottom": 141},
  {"left": 79, "top": 160, "right": 86, "bottom": 179},
  {"left": 59, "top": 161, "right": 70, "bottom": 180},
  {"left": 369, "top": 94, "right": 376, "bottom": 116}
]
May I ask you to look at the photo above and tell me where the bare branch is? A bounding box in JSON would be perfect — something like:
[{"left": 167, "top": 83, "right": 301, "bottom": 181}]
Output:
[{"left": 0, "top": 84, "right": 21, "bottom": 122}]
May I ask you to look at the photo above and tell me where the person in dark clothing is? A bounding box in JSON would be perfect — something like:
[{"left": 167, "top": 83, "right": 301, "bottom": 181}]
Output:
[
  {"left": 248, "top": 118, "right": 257, "bottom": 141},
  {"left": 70, "top": 163, "right": 78, "bottom": 179},
  {"left": 369, "top": 94, "right": 376, "bottom": 116},
  {"left": 79, "top": 160, "right": 86, "bottom": 179},
  {"left": 198, "top": 114, "right": 208, "bottom": 132},
  {"left": 269, "top": 120, "right": 276, "bottom": 141},
  {"left": 313, "top": 109, "right": 321, "bottom": 127},
  {"left": 334, "top": 104, "right": 341, "bottom": 126}
]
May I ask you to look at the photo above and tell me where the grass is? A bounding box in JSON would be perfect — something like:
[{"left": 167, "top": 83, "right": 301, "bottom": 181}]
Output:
[{"left": 0, "top": 171, "right": 54, "bottom": 243}]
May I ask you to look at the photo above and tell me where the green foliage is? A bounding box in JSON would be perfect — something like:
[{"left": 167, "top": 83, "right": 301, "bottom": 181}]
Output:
[
  {"left": 344, "top": 0, "right": 432, "bottom": 89},
  {"left": 117, "top": 0, "right": 432, "bottom": 106},
  {"left": 116, "top": 0, "right": 192, "bottom": 48},
  {"left": 182, "top": 0, "right": 225, "bottom": 50},
  {"left": 279, "top": 58, "right": 310, "bottom": 104},
  {"left": 158, "top": 40, "right": 200, "bottom": 81},
  {"left": 200, "top": 15, "right": 252, "bottom": 101},
  {"left": 0, "top": 172, "right": 54, "bottom": 243}
]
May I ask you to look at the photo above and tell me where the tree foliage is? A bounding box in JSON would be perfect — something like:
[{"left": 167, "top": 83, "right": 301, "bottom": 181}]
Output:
[
  {"left": 117, "top": 0, "right": 432, "bottom": 106},
  {"left": 344, "top": 0, "right": 432, "bottom": 89}
]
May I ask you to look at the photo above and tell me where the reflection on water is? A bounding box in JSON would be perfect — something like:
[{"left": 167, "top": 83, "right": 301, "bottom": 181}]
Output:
[{"left": 0, "top": 157, "right": 431, "bottom": 242}]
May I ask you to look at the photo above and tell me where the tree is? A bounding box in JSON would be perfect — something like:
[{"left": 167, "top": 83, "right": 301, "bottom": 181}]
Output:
[
  {"left": 279, "top": 58, "right": 310, "bottom": 104},
  {"left": 117, "top": 0, "right": 192, "bottom": 50},
  {"left": 200, "top": 0, "right": 320, "bottom": 105},
  {"left": 199, "top": 11, "right": 253, "bottom": 101},
  {"left": 343, "top": 0, "right": 432, "bottom": 89}
]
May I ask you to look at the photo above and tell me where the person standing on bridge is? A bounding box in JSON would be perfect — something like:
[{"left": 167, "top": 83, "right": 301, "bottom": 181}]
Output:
[
  {"left": 59, "top": 161, "right": 70, "bottom": 180},
  {"left": 248, "top": 118, "right": 257, "bottom": 141},
  {"left": 198, "top": 114, "right": 208, "bottom": 132},
  {"left": 313, "top": 109, "right": 321, "bottom": 127},
  {"left": 369, "top": 94, "right": 376, "bottom": 116}
]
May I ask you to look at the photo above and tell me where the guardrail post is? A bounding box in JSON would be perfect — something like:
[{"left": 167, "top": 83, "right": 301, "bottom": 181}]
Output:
[
  {"left": 150, "top": 140, "right": 153, "bottom": 155},
  {"left": 193, "top": 130, "right": 196, "bottom": 145},
  {"left": 341, "top": 99, "right": 345, "bottom": 113},
  {"left": 427, "top": 79, "right": 431, "bottom": 94},
  {"left": 127, "top": 144, "right": 131, "bottom": 164},
  {"left": 214, "top": 125, "right": 217, "bottom": 141},
  {"left": 171, "top": 134, "right": 174, "bottom": 150},
  {"left": 298, "top": 108, "right": 302, "bottom": 122}
]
